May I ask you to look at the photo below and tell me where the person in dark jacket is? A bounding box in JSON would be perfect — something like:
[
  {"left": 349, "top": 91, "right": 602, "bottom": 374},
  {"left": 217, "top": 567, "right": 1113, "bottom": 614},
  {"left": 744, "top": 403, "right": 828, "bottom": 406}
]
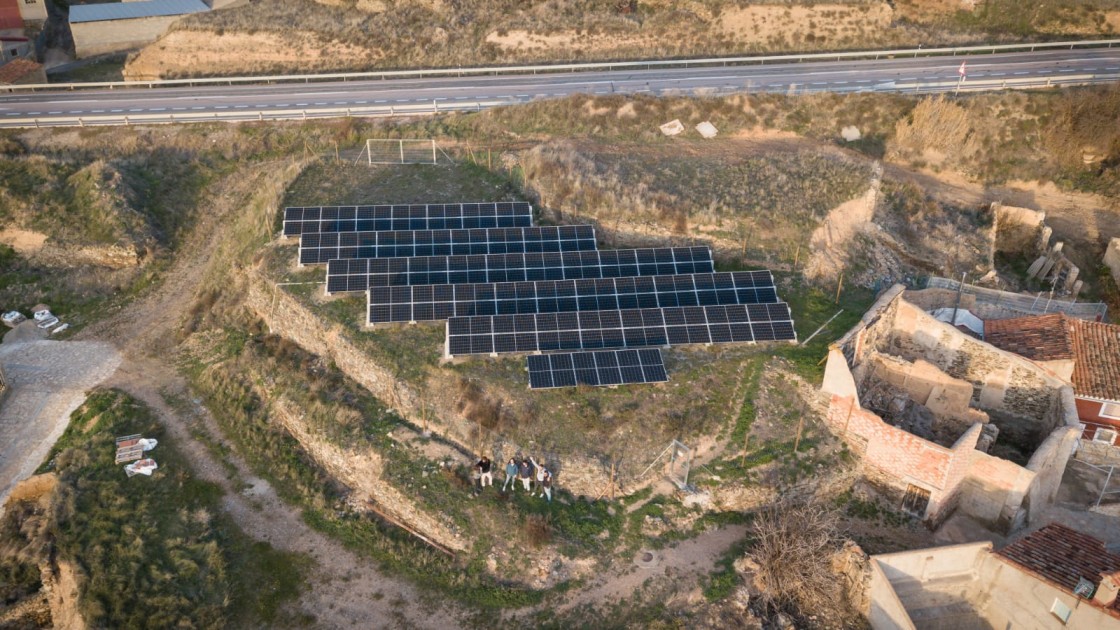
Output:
[
  {"left": 517, "top": 458, "right": 533, "bottom": 492},
  {"left": 476, "top": 456, "right": 493, "bottom": 488}
]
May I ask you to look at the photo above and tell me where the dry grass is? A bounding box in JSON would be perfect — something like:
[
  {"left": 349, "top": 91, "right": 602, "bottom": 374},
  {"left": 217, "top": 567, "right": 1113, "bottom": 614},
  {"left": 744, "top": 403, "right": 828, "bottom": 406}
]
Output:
[
  {"left": 890, "top": 95, "right": 974, "bottom": 161},
  {"left": 747, "top": 502, "right": 851, "bottom": 626},
  {"left": 519, "top": 138, "right": 874, "bottom": 264},
  {"left": 122, "top": 0, "right": 1120, "bottom": 79}
]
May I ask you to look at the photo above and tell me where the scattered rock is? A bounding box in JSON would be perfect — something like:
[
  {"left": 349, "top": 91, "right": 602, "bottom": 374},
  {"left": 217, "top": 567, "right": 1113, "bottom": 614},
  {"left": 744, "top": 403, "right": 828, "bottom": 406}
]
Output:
[
  {"left": 682, "top": 490, "right": 712, "bottom": 509},
  {"left": 841, "top": 125, "right": 862, "bottom": 141}
]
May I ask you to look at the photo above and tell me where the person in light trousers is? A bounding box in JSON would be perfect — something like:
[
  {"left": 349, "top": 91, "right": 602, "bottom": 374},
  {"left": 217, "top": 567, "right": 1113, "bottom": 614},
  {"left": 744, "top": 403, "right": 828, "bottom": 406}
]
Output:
[{"left": 502, "top": 458, "right": 518, "bottom": 491}]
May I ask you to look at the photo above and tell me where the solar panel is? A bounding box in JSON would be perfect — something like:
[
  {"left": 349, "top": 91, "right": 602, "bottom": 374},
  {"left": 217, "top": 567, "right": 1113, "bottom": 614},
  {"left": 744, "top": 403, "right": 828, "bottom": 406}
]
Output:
[
  {"left": 446, "top": 303, "right": 796, "bottom": 356},
  {"left": 282, "top": 202, "right": 533, "bottom": 237},
  {"left": 368, "top": 270, "right": 778, "bottom": 323},
  {"left": 328, "top": 246, "right": 714, "bottom": 294},
  {"left": 299, "top": 225, "right": 596, "bottom": 265},
  {"left": 527, "top": 349, "right": 668, "bottom": 389}
]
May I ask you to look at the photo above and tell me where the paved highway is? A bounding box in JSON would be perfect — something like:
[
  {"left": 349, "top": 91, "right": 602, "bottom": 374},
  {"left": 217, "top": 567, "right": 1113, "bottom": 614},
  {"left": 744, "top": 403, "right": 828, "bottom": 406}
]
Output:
[{"left": 2, "top": 48, "right": 1119, "bottom": 127}]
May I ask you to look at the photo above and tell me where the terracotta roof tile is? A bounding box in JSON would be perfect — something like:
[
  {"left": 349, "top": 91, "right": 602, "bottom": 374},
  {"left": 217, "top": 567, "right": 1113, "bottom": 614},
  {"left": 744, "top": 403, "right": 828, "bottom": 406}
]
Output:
[
  {"left": 983, "top": 313, "right": 1120, "bottom": 402},
  {"left": 0, "top": 58, "right": 42, "bottom": 85},
  {"left": 996, "top": 524, "right": 1120, "bottom": 597},
  {"left": 983, "top": 313, "right": 1074, "bottom": 361},
  {"left": 1069, "top": 318, "right": 1120, "bottom": 402}
]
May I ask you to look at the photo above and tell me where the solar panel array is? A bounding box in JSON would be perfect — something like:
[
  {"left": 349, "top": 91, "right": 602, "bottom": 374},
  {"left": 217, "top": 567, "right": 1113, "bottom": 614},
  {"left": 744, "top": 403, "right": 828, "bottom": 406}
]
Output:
[
  {"left": 445, "top": 304, "right": 795, "bottom": 356},
  {"left": 327, "top": 247, "right": 714, "bottom": 294},
  {"left": 284, "top": 196, "right": 796, "bottom": 390},
  {"left": 368, "top": 271, "right": 779, "bottom": 324},
  {"left": 283, "top": 202, "right": 532, "bottom": 237},
  {"left": 527, "top": 349, "right": 668, "bottom": 389},
  {"left": 300, "top": 225, "right": 596, "bottom": 265}
]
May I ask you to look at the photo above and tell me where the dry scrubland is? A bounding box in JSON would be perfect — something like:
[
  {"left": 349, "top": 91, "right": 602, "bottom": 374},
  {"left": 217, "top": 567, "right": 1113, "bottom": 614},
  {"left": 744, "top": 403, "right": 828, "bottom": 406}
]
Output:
[
  {"left": 1, "top": 84, "right": 1119, "bottom": 627},
  {"left": 123, "top": 0, "right": 1120, "bottom": 79}
]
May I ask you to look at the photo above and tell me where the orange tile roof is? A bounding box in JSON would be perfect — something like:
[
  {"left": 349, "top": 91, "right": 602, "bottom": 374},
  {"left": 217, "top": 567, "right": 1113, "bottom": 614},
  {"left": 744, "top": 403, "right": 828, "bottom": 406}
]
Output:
[
  {"left": 1069, "top": 318, "right": 1120, "bottom": 402},
  {"left": 0, "top": 58, "right": 42, "bottom": 85},
  {"left": 984, "top": 313, "right": 1074, "bottom": 361},
  {"left": 996, "top": 524, "right": 1120, "bottom": 604},
  {"left": 984, "top": 313, "right": 1120, "bottom": 402}
]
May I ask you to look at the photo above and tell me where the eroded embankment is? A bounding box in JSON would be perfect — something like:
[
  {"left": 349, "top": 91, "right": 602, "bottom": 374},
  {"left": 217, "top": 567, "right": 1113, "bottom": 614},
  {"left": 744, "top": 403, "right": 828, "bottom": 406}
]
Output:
[{"left": 244, "top": 271, "right": 624, "bottom": 499}]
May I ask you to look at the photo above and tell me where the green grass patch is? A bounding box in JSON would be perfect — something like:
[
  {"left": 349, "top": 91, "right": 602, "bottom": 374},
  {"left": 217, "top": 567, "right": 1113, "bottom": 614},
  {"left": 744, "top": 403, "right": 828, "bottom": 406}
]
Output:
[{"left": 22, "top": 389, "right": 308, "bottom": 628}]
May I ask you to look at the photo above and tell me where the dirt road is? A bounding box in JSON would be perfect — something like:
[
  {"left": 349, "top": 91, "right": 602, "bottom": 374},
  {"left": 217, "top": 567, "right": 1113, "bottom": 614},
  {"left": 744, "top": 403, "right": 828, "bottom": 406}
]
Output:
[{"left": 72, "top": 162, "right": 464, "bottom": 628}]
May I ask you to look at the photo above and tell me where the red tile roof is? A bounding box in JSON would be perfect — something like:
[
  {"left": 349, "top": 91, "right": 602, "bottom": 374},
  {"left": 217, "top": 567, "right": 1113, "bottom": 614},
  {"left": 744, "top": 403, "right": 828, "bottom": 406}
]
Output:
[
  {"left": 984, "top": 313, "right": 1074, "bottom": 361},
  {"left": 996, "top": 524, "right": 1120, "bottom": 602},
  {"left": 1070, "top": 318, "right": 1120, "bottom": 402},
  {"left": 0, "top": 58, "right": 42, "bottom": 85},
  {"left": 984, "top": 313, "right": 1120, "bottom": 402}
]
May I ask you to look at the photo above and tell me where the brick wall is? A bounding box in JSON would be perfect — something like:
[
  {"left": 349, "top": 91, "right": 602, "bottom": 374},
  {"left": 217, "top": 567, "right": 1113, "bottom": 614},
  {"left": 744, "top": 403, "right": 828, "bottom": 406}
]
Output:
[
  {"left": 826, "top": 394, "right": 978, "bottom": 522},
  {"left": 827, "top": 288, "right": 1079, "bottom": 531}
]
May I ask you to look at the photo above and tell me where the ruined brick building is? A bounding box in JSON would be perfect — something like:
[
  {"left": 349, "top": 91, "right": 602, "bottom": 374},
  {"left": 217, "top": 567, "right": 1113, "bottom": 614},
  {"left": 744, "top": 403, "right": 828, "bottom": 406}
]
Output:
[{"left": 822, "top": 286, "right": 1081, "bottom": 532}]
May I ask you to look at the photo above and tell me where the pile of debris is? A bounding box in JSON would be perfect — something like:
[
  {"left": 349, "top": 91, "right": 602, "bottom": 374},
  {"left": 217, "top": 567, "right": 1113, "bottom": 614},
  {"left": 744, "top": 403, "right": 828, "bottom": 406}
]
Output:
[
  {"left": 115, "top": 434, "right": 159, "bottom": 477},
  {"left": 2, "top": 305, "right": 68, "bottom": 335}
]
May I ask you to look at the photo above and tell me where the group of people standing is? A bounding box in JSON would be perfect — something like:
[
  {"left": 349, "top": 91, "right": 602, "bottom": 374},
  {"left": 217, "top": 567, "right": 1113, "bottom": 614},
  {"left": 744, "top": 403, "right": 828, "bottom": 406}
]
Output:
[{"left": 475, "top": 455, "right": 554, "bottom": 502}]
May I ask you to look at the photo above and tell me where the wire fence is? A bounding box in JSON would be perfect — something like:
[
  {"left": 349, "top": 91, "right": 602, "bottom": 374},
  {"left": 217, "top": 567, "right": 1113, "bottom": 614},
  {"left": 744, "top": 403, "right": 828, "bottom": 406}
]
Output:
[{"left": 925, "top": 276, "right": 1108, "bottom": 321}]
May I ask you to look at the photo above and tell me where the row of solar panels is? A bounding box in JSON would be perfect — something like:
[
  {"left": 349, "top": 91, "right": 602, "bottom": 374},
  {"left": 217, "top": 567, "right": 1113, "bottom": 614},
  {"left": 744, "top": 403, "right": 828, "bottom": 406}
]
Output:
[
  {"left": 366, "top": 271, "right": 779, "bottom": 323},
  {"left": 325, "top": 247, "right": 716, "bottom": 293},
  {"left": 299, "top": 225, "right": 597, "bottom": 265},
  {"left": 283, "top": 202, "right": 796, "bottom": 390},
  {"left": 528, "top": 349, "right": 668, "bottom": 389},
  {"left": 283, "top": 202, "right": 534, "bottom": 236},
  {"left": 445, "top": 304, "right": 795, "bottom": 357}
]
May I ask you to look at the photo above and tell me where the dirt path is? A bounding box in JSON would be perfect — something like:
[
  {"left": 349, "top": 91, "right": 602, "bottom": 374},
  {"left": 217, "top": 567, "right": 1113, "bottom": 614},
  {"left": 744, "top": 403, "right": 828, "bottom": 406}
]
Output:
[
  {"left": 73, "top": 161, "right": 464, "bottom": 628},
  {"left": 554, "top": 523, "right": 749, "bottom": 614}
]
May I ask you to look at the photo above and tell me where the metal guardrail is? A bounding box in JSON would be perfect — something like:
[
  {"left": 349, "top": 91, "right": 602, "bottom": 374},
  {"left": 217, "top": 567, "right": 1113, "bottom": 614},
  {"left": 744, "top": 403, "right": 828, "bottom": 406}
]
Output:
[
  {"left": 925, "top": 277, "right": 1107, "bottom": 320},
  {"left": 2, "top": 72, "right": 1116, "bottom": 129},
  {"left": 3, "top": 38, "right": 1119, "bottom": 93}
]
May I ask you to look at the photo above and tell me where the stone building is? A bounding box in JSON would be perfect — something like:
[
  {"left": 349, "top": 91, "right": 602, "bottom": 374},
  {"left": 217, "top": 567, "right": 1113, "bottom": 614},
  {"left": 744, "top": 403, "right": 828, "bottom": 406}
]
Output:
[
  {"left": 821, "top": 285, "right": 1080, "bottom": 532},
  {"left": 69, "top": 0, "right": 209, "bottom": 58},
  {"left": 869, "top": 524, "right": 1120, "bottom": 629},
  {"left": 985, "top": 313, "right": 1120, "bottom": 447}
]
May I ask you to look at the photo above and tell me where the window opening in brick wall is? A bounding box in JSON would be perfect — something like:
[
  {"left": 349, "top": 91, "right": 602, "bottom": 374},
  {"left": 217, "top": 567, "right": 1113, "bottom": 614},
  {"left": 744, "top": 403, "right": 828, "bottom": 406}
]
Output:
[
  {"left": 1094, "top": 427, "right": 1118, "bottom": 445},
  {"left": 901, "top": 484, "right": 931, "bottom": 517},
  {"left": 1102, "top": 402, "right": 1120, "bottom": 420}
]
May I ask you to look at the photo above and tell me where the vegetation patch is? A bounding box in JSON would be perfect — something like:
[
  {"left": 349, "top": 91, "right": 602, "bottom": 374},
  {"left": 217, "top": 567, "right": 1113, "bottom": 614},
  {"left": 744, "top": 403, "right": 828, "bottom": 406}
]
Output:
[{"left": 1, "top": 389, "right": 307, "bottom": 629}]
